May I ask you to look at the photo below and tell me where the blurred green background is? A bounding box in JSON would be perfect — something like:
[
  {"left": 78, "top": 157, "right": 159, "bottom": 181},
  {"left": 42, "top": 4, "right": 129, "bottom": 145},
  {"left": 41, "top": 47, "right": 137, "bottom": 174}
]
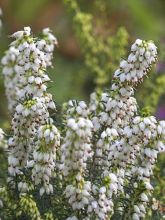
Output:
[{"left": 0, "top": 0, "right": 165, "bottom": 125}]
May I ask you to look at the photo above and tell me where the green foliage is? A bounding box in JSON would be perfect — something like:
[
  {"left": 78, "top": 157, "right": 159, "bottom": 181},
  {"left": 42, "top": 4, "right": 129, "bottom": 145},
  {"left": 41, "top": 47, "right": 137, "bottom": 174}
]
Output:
[
  {"left": 19, "top": 195, "right": 42, "bottom": 220},
  {"left": 0, "top": 187, "right": 42, "bottom": 220},
  {"left": 43, "top": 211, "right": 55, "bottom": 220},
  {"left": 0, "top": 149, "right": 7, "bottom": 184},
  {"left": 0, "top": 186, "right": 18, "bottom": 219}
]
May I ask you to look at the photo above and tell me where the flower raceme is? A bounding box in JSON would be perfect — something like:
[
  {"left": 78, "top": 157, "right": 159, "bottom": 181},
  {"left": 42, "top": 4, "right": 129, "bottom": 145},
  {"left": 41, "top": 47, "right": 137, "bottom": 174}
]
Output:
[
  {"left": 32, "top": 120, "right": 60, "bottom": 195},
  {"left": 0, "top": 30, "right": 165, "bottom": 220},
  {"left": 1, "top": 27, "right": 60, "bottom": 195},
  {"left": 1, "top": 27, "right": 56, "bottom": 113},
  {"left": 88, "top": 39, "right": 165, "bottom": 220}
]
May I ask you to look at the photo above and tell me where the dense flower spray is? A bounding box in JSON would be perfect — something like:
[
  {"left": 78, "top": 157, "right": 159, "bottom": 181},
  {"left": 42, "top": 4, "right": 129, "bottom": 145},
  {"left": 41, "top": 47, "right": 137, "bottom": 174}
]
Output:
[
  {"left": 1, "top": 27, "right": 56, "bottom": 113},
  {"left": 32, "top": 118, "right": 60, "bottom": 195},
  {"left": 61, "top": 100, "right": 93, "bottom": 214},
  {"left": 0, "top": 29, "right": 165, "bottom": 220},
  {"left": 1, "top": 27, "right": 60, "bottom": 194},
  {"left": 88, "top": 39, "right": 165, "bottom": 219}
]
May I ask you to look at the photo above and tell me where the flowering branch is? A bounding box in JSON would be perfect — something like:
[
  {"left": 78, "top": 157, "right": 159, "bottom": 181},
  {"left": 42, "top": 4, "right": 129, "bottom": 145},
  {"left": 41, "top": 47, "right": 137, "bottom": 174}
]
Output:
[{"left": 0, "top": 28, "right": 165, "bottom": 220}]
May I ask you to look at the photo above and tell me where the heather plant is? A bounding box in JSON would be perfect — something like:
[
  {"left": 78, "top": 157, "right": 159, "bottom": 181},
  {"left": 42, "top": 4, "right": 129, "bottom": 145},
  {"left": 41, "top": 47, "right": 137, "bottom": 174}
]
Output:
[{"left": 0, "top": 26, "right": 165, "bottom": 220}]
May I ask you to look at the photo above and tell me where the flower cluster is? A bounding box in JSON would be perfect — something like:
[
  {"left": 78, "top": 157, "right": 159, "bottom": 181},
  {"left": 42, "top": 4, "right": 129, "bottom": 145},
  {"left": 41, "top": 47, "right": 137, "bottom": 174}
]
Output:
[
  {"left": 61, "top": 101, "right": 93, "bottom": 177},
  {"left": 114, "top": 39, "right": 157, "bottom": 85},
  {"left": 1, "top": 27, "right": 56, "bottom": 112},
  {"left": 90, "top": 39, "right": 158, "bottom": 167},
  {"left": 32, "top": 119, "right": 60, "bottom": 195},
  {"left": 38, "top": 28, "right": 58, "bottom": 67},
  {"left": 87, "top": 39, "right": 165, "bottom": 219},
  {"left": 65, "top": 181, "right": 92, "bottom": 211},
  {"left": 128, "top": 118, "right": 165, "bottom": 220},
  {"left": 61, "top": 100, "right": 93, "bottom": 212},
  {"left": 2, "top": 27, "right": 60, "bottom": 195},
  {"left": 8, "top": 96, "right": 49, "bottom": 176},
  {"left": 87, "top": 174, "right": 119, "bottom": 220}
]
